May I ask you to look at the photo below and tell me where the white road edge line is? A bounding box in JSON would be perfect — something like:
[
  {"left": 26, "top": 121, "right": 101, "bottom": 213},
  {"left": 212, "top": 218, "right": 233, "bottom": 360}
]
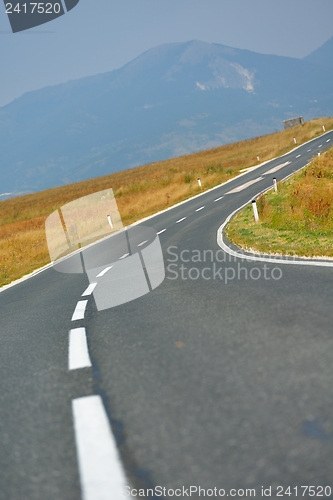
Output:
[
  {"left": 71, "top": 300, "right": 88, "bottom": 321},
  {"left": 195, "top": 206, "right": 205, "bottom": 212},
  {"left": 217, "top": 219, "right": 333, "bottom": 267},
  {"left": 176, "top": 217, "right": 186, "bottom": 223},
  {"left": 217, "top": 164, "right": 333, "bottom": 268},
  {"left": 2, "top": 130, "right": 332, "bottom": 294},
  {"left": 69, "top": 328, "right": 92, "bottom": 370},
  {"left": 96, "top": 266, "right": 113, "bottom": 277},
  {"left": 157, "top": 229, "right": 166, "bottom": 234},
  {"left": 72, "top": 395, "right": 129, "bottom": 500},
  {"left": 82, "top": 283, "right": 97, "bottom": 296}
]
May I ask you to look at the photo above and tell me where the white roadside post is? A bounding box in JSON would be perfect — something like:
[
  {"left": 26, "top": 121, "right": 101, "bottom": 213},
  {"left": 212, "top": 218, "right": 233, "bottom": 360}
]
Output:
[
  {"left": 273, "top": 177, "right": 277, "bottom": 192},
  {"left": 197, "top": 178, "right": 202, "bottom": 189},
  {"left": 293, "top": 137, "right": 297, "bottom": 144},
  {"left": 107, "top": 214, "right": 113, "bottom": 229},
  {"left": 252, "top": 200, "right": 259, "bottom": 222},
  {"left": 322, "top": 125, "right": 326, "bottom": 132}
]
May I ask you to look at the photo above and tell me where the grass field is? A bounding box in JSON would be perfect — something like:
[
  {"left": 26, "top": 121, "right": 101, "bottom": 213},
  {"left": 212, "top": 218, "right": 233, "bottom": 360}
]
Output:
[
  {"left": 226, "top": 144, "right": 333, "bottom": 258},
  {"left": 1, "top": 117, "right": 333, "bottom": 287}
]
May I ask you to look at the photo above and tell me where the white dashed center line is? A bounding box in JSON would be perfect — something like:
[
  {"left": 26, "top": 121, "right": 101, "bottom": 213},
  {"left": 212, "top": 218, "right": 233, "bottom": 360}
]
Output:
[
  {"left": 214, "top": 196, "right": 224, "bottom": 202},
  {"left": 263, "top": 161, "right": 291, "bottom": 175},
  {"left": 318, "top": 145, "right": 322, "bottom": 148},
  {"left": 327, "top": 139, "right": 331, "bottom": 142},
  {"left": 307, "top": 149, "right": 311, "bottom": 152},
  {"left": 72, "top": 396, "right": 129, "bottom": 500},
  {"left": 82, "top": 283, "right": 97, "bottom": 296},
  {"left": 69, "top": 328, "right": 92, "bottom": 370},
  {"left": 226, "top": 177, "right": 263, "bottom": 194},
  {"left": 296, "top": 154, "right": 301, "bottom": 158},
  {"left": 157, "top": 228, "right": 166, "bottom": 235},
  {"left": 119, "top": 253, "right": 129, "bottom": 259},
  {"left": 176, "top": 217, "right": 187, "bottom": 223},
  {"left": 137, "top": 240, "right": 148, "bottom": 247},
  {"left": 195, "top": 206, "right": 205, "bottom": 212},
  {"left": 96, "top": 266, "right": 113, "bottom": 278},
  {"left": 71, "top": 300, "right": 88, "bottom": 321}
]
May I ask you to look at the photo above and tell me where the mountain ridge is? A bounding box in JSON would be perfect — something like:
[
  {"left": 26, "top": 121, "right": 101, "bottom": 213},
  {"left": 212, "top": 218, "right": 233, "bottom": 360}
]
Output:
[
  {"left": 303, "top": 35, "right": 333, "bottom": 69},
  {"left": 1, "top": 39, "right": 333, "bottom": 195}
]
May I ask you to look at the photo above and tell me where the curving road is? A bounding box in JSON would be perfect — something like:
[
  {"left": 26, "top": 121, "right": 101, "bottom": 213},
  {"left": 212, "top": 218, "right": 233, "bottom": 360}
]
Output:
[{"left": 1, "top": 131, "right": 333, "bottom": 499}]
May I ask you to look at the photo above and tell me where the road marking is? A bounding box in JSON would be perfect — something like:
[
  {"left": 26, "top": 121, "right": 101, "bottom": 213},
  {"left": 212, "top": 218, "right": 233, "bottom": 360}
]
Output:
[
  {"left": 263, "top": 161, "right": 291, "bottom": 175},
  {"left": 176, "top": 217, "right": 187, "bottom": 223},
  {"left": 327, "top": 139, "right": 331, "bottom": 142},
  {"left": 226, "top": 177, "right": 263, "bottom": 194},
  {"left": 296, "top": 154, "right": 301, "bottom": 158},
  {"left": 96, "top": 266, "right": 113, "bottom": 277},
  {"left": 239, "top": 166, "right": 258, "bottom": 173},
  {"left": 71, "top": 300, "right": 88, "bottom": 321},
  {"left": 157, "top": 228, "right": 166, "bottom": 234},
  {"left": 72, "top": 395, "right": 129, "bottom": 500},
  {"left": 195, "top": 206, "right": 205, "bottom": 212},
  {"left": 318, "top": 145, "right": 322, "bottom": 148},
  {"left": 69, "top": 328, "right": 92, "bottom": 370},
  {"left": 217, "top": 171, "right": 333, "bottom": 268},
  {"left": 82, "top": 283, "right": 97, "bottom": 296},
  {"left": 119, "top": 253, "right": 129, "bottom": 259},
  {"left": 4, "top": 132, "right": 330, "bottom": 296},
  {"left": 218, "top": 216, "right": 333, "bottom": 268},
  {"left": 214, "top": 196, "right": 224, "bottom": 202},
  {"left": 137, "top": 240, "right": 148, "bottom": 247},
  {"left": 307, "top": 149, "right": 311, "bottom": 152}
]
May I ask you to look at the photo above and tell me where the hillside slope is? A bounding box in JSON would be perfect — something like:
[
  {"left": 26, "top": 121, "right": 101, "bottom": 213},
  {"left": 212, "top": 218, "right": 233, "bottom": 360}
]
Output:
[{"left": 1, "top": 117, "right": 332, "bottom": 288}]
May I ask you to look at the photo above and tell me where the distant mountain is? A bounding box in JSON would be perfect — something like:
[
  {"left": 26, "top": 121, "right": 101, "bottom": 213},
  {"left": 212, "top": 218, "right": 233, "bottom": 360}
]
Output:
[
  {"left": 1, "top": 40, "right": 333, "bottom": 195},
  {"left": 303, "top": 36, "right": 333, "bottom": 70}
]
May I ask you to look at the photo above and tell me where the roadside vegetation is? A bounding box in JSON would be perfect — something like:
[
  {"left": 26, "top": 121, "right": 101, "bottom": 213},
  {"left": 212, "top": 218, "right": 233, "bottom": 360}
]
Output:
[
  {"left": 226, "top": 145, "right": 333, "bottom": 258},
  {"left": 1, "top": 117, "right": 333, "bottom": 287}
]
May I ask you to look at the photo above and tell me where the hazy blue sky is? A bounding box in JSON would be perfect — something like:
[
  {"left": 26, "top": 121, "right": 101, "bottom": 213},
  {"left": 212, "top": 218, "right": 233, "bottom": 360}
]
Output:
[{"left": 1, "top": 0, "right": 333, "bottom": 107}]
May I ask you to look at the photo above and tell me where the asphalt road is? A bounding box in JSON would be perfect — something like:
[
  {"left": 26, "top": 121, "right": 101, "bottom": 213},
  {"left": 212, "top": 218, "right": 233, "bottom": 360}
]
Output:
[{"left": 1, "top": 131, "right": 333, "bottom": 499}]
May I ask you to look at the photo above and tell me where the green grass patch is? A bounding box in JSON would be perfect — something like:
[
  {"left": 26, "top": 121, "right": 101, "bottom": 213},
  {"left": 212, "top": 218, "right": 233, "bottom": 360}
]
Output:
[{"left": 226, "top": 146, "right": 333, "bottom": 258}]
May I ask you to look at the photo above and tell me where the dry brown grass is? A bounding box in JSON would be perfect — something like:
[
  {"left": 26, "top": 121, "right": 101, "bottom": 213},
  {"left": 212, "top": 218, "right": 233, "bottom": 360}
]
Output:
[{"left": 1, "top": 117, "right": 333, "bottom": 286}]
